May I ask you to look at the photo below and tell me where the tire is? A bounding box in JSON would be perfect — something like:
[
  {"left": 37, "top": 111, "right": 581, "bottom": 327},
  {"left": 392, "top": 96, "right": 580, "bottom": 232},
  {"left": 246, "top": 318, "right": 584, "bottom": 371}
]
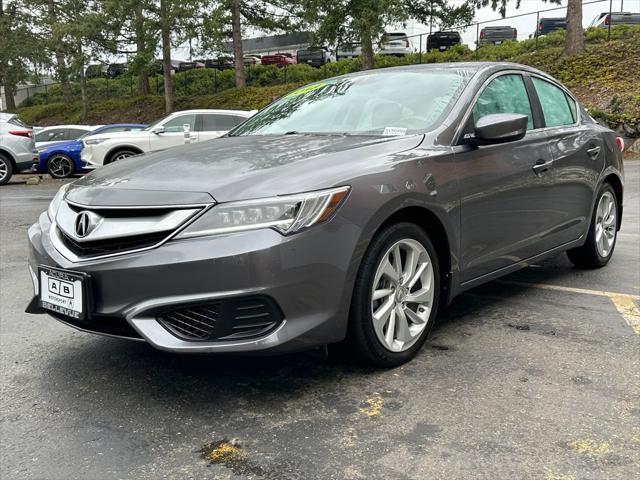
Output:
[
  {"left": 347, "top": 222, "right": 441, "bottom": 367},
  {"left": 0, "top": 154, "right": 13, "bottom": 186},
  {"left": 567, "top": 183, "right": 618, "bottom": 269},
  {"left": 107, "top": 149, "right": 138, "bottom": 164},
  {"left": 46, "top": 153, "right": 76, "bottom": 179}
]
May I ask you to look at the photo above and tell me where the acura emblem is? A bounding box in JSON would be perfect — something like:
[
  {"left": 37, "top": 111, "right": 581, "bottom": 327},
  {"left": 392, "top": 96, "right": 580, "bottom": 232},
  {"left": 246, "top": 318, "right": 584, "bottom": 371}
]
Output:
[{"left": 75, "top": 211, "right": 93, "bottom": 238}]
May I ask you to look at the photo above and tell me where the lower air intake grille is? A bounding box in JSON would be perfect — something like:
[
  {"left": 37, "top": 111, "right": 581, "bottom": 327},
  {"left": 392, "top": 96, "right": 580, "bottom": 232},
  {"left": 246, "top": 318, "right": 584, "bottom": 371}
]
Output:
[{"left": 157, "top": 296, "right": 283, "bottom": 342}]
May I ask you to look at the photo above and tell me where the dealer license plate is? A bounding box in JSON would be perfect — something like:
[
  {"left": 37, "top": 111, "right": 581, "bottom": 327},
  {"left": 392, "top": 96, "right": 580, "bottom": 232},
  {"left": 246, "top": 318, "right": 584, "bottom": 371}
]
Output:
[{"left": 39, "top": 266, "right": 88, "bottom": 320}]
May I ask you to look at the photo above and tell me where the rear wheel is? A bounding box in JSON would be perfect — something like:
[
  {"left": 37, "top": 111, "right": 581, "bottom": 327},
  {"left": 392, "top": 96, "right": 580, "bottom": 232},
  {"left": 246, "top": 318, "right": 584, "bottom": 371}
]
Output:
[
  {"left": 567, "top": 183, "right": 618, "bottom": 268},
  {"left": 46, "top": 154, "right": 76, "bottom": 178},
  {"left": 347, "top": 222, "right": 440, "bottom": 367},
  {"left": 0, "top": 154, "right": 13, "bottom": 185}
]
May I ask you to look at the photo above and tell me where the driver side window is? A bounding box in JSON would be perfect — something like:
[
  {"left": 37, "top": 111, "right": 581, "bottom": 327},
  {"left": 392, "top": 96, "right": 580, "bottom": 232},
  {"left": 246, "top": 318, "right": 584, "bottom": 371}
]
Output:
[
  {"left": 163, "top": 114, "right": 196, "bottom": 133},
  {"left": 472, "top": 74, "right": 534, "bottom": 130}
]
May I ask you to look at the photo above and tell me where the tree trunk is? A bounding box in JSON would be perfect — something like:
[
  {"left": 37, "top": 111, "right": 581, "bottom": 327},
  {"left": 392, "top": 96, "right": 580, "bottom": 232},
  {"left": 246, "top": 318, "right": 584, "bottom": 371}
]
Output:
[
  {"left": 79, "top": 58, "right": 88, "bottom": 120},
  {"left": 160, "top": 0, "right": 173, "bottom": 112},
  {"left": 231, "top": 0, "right": 246, "bottom": 89},
  {"left": 134, "top": 3, "right": 150, "bottom": 95},
  {"left": 55, "top": 52, "right": 73, "bottom": 102},
  {"left": 360, "top": 27, "right": 375, "bottom": 70},
  {"left": 47, "top": 0, "right": 72, "bottom": 102},
  {"left": 2, "top": 78, "right": 16, "bottom": 111},
  {"left": 564, "top": 0, "right": 585, "bottom": 56}
]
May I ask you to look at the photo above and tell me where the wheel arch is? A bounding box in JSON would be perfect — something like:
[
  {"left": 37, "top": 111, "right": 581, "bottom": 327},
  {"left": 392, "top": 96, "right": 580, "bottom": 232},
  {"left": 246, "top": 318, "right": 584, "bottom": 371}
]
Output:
[
  {"left": 0, "top": 147, "right": 17, "bottom": 169},
  {"left": 105, "top": 145, "right": 144, "bottom": 164},
  {"left": 602, "top": 172, "right": 623, "bottom": 230},
  {"left": 369, "top": 205, "right": 454, "bottom": 304}
]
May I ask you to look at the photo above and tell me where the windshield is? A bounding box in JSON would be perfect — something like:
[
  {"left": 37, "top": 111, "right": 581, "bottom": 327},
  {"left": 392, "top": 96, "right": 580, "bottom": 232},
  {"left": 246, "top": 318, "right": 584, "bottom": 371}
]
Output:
[
  {"left": 230, "top": 69, "right": 471, "bottom": 137},
  {"left": 143, "top": 113, "right": 173, "bottom": 131}
]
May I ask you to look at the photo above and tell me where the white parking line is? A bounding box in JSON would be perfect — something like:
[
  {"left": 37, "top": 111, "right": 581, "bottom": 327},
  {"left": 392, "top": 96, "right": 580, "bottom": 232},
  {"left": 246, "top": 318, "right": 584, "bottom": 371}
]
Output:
[{"left": 497, "top": 280, "right": 640, "bottom": 334}]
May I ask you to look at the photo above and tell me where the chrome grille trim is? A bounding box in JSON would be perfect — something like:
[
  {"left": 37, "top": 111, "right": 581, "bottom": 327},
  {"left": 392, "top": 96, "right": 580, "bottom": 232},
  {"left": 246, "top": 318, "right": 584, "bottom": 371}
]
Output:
[
  {"left": 50, "top": 201, "right": 214, "bottom": 263},
  {"left": 56, "top": 201, "right": 201, "bottom": 243}
]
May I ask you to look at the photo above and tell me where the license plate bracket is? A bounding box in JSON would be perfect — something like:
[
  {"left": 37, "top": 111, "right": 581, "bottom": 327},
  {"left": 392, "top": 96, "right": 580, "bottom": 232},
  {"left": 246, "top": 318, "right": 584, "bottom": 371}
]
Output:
[{"left": 39, "top": 266, "right": 91, "bottom": 320}]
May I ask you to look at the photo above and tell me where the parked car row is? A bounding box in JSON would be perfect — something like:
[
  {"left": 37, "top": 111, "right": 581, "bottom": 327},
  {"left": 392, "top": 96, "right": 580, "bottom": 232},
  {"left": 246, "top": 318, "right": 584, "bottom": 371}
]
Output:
[{"left": 0, "top": 109, "right": 257, "bottom": 183}]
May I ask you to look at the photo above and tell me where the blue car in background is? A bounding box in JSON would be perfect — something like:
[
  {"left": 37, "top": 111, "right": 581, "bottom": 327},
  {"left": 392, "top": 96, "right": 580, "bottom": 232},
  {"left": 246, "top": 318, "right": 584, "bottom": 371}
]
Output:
[{"left": 37, "top": 123, "right": 147, "bottom": 178}]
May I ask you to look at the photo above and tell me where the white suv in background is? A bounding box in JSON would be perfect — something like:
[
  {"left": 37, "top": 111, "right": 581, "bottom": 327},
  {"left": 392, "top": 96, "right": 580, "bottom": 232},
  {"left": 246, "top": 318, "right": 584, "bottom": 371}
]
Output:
[
  {"left": 0, "top": 113, "right": 37, "bottom": 185},
  {"left": 81, "top": 109, "right": 255, "bottom": 167}
]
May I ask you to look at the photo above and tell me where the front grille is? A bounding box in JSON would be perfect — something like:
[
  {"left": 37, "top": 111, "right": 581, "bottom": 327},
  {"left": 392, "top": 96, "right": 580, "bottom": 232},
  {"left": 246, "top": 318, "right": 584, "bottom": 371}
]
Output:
[
  {"left": 157, "top": 296, "right": 283, "bottom": 342},
  {"left": 58, "top": 228, "right": 169, "bottom": 258}
]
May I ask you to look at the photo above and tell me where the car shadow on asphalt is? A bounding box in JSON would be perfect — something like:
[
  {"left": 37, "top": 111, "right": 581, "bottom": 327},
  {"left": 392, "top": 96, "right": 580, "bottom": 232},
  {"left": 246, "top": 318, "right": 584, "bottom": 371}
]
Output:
[{"left": 36, "top": 258, "right": 596, "bottom": 418}]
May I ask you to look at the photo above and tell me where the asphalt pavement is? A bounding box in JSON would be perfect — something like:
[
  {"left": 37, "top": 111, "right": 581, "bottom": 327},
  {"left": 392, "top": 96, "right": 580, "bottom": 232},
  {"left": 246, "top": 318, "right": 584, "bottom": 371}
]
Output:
[{"left": 1, "top": 164, "right": 638, "bottom": 480}]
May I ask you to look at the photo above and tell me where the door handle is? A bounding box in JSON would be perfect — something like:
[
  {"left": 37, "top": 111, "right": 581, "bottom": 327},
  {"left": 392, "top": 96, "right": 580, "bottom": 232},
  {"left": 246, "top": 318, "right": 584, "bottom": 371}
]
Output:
[
  {"left": 587, "top": 145, "right": 601, "bottom": 159},
  {"left": 532, "top": 159, "right": 553, "bottom": 174}
]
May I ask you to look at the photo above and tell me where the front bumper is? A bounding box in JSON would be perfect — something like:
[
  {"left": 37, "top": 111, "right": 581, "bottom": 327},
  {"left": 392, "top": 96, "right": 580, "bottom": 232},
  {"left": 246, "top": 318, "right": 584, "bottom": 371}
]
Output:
[{"left": 27, "top": 211, "right": 360, "bottom": 353}]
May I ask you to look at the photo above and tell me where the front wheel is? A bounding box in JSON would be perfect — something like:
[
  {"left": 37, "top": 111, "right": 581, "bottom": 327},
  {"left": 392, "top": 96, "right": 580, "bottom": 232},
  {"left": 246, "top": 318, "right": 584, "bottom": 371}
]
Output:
[
  {"left": 107, "top": 149, "right": 137, "bottom": 164},
  {"left": 47, "top": 154, "right": 76, "bottom": 178},
  {"left": 567, "top": 183, "right": 618, "bottom": 268},
  {"left": 347, "top": 223, "right": 440, "bottom": 367}
]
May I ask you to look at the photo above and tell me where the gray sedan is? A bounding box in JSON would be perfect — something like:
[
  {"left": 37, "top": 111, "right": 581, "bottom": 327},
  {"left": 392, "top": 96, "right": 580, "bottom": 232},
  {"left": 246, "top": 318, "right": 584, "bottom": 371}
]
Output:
[{"left": 26, "top": 62, "right": 624, "bottom": 367}]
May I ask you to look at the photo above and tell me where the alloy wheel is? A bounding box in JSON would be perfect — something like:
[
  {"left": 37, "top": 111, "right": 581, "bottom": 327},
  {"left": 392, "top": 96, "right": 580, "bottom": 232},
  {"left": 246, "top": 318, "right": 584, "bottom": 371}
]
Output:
[
  {"left": 113, "top": 152, "right": 134, "bottom": 162},
  {"left": 48, "top": 155, "right": 73, "bottom": 178},
  {"left": 371, "top": 238, "right": 435, "bottom": 352},
  {"left": 595, "top": 191, "right": 616, "bottom": 257},
  {"left": 0, "top": 159, "right": 8, "bottom": 183}
]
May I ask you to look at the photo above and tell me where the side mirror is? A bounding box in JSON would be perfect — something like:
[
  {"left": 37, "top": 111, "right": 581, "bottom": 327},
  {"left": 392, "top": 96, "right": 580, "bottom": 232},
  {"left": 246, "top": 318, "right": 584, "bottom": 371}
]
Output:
[
  {"left": 151, "top": 126, "right": 165, "bottom": 135},
  {"left": 467, "top": 113, "right": 528, "bottom": 146}
]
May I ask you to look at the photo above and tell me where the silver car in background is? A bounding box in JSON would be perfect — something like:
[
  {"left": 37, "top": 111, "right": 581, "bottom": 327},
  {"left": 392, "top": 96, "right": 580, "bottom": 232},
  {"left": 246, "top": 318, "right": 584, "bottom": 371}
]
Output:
[{"left": 0, "top": 113, "right": 37, "bottom": 185}]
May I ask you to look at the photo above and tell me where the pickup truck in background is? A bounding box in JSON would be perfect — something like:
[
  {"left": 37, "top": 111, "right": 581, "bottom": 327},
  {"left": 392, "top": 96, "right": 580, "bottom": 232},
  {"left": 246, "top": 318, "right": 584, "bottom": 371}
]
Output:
[
  {"left": 426, "top": 31, "right": 462, "bottom": 51},
  {"left": 479, "top": 26, "right": 517, "bottom": 45},
  {"left": 296, "top": 47, "right": 334, "bottom": 67}
]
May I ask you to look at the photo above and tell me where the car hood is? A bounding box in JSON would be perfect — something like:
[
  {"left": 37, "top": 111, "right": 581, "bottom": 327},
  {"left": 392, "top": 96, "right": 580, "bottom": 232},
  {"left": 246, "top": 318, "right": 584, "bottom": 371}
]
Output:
[{"left": 67, "top": 134, "right": 424, "bottom": 206}]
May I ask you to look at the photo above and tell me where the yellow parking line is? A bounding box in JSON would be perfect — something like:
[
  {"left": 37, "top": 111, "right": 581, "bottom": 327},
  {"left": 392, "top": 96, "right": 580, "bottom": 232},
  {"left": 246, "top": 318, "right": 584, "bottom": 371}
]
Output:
[
  {"left": 497, "top": 281, "right": 640, "bottom": 334},
  {"left": 610, "top": 295, "right": 640, "bottom": 335}
]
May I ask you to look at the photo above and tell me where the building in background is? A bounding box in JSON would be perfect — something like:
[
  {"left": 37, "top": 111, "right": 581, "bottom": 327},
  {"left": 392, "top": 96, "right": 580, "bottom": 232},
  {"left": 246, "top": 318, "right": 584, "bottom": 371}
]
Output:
[{"left": 224, "top": 32, "right": 313, "bottom": 56}]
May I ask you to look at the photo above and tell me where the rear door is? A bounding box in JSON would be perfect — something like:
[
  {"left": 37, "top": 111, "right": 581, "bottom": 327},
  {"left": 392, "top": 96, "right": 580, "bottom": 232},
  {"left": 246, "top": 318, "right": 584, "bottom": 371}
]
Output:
[
  {"left": 531, "top": 76, "right": 603, "bottom": 246},
  {"left": 456, "top": 72, "right": 556, "bottom": 283},
  {"left": 197, "top": 114, "right": 243, "bottom": 141}
]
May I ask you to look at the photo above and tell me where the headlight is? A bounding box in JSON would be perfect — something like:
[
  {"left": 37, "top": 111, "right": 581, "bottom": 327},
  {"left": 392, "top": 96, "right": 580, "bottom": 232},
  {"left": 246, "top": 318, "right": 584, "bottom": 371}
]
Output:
[
  {"left": 84, "top": 138, "right": 108, "bottom": 145},
  {"left": 176, "top": 186, "right": 350, "bottom": 238},
  {"left": 47, "top": 184, "right": 70, "bottom": 221}
]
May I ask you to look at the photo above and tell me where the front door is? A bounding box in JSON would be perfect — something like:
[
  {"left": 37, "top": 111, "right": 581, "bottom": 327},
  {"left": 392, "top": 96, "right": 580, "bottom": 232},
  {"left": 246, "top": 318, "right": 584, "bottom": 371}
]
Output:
[
  {"left": 456, "top": 73, "right": 556, "bottom": 284},
  {"left": 153, "top": 113, "right": 198, "bottom": 151}
]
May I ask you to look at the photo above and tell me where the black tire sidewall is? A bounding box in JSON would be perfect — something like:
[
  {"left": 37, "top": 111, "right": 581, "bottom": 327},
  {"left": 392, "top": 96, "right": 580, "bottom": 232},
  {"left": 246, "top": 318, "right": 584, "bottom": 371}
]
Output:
[
  {"left": 47, "top": 154, "right": 75, "bottom": 179},
  {"left": 349, "top": 222, "right": 441, "bottom": 367},
  {"left": 0, "top": 154, "right": 13, "bottom": 185},
  {"left": 589, "top": 183, "right": 618, "bottom": 265}
]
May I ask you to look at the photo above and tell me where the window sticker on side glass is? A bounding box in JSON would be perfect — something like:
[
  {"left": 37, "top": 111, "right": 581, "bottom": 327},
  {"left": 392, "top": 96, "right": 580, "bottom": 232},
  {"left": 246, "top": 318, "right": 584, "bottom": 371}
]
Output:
[{"left": 383, "top": 127, "right": 407, "bottom": 136}]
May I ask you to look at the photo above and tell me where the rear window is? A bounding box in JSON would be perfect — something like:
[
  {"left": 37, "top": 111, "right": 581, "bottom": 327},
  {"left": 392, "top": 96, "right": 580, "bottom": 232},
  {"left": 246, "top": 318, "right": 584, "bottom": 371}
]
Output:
[
  {"left": 8, "top": 117, "right": 29, "bottom": 128},
  {"left": 532, "top": 78, "right": 575, "bottom": 127}
]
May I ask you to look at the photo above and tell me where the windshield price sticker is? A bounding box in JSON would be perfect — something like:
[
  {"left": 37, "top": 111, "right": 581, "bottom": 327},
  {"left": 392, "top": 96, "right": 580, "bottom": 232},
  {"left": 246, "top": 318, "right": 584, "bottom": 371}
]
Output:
[{"left": 383, "top": 127, "right": 407, "bottom": 136}]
